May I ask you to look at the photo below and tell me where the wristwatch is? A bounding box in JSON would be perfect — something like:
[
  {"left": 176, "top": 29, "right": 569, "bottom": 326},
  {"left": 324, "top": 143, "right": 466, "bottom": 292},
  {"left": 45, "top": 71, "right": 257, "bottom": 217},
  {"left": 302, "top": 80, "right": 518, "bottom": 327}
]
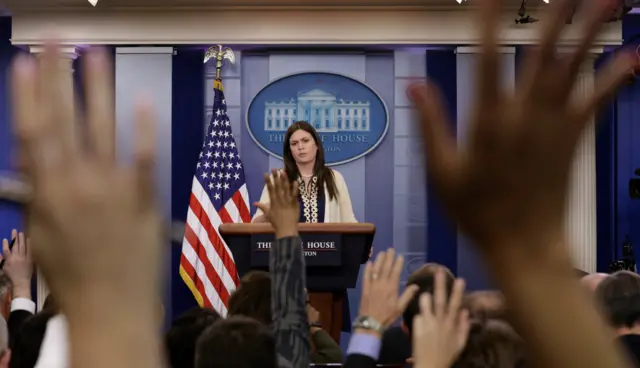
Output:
[
  {"left": 310, "top": 321, "right": 322, "bottom": 328},
  {"left": 352, "top": 316, "right": 385, "bottom": 333}
]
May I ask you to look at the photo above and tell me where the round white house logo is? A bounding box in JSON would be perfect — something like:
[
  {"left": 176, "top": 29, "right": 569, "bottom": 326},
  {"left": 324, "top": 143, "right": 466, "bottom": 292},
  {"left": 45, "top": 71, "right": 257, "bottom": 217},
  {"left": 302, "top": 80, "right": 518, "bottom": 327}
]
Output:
[{"left": 246, "top": 72, "right": 389, "bottom": 166}]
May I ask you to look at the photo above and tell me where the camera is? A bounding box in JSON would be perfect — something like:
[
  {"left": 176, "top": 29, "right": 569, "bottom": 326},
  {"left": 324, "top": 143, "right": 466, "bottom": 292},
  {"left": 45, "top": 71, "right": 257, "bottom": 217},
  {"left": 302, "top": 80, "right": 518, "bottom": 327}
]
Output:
[{"left": 609, "top": 235, "right": 637, "bottom": 273}]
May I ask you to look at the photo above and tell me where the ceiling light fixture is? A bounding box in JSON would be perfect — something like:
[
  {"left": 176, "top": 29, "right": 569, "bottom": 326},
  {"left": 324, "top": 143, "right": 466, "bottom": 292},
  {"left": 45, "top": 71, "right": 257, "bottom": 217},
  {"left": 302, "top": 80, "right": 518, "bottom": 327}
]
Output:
[{"left": 88, "top": 0, "right": 98, "bottom": 6}]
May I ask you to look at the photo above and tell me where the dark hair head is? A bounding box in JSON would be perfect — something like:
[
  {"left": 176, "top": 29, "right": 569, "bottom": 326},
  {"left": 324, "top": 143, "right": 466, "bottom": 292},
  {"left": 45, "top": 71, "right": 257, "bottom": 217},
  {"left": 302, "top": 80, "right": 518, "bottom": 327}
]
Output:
[
  {"left": 596, "top": 270, "right": 640, "bottom": 328},
  {"left": 241, "top": 270, "right": 270, "bottom": 283},
  {"left": 195, "top": 316, "right": 276, "bottom": 368},
  {"left": 282, "top": 121, "right": 338, "bottom": 200},
  {"left": 165, "top": 307, "right": 221, "bottom": 368},
  {"left": 452, "top": 319, "right": 527, "bottom": 368},
  {"left": 402, "top": 264, "right": 455, "bottom": 334},
  {"left": 228, "top": 274, "right": 272, "bottom": 325}
]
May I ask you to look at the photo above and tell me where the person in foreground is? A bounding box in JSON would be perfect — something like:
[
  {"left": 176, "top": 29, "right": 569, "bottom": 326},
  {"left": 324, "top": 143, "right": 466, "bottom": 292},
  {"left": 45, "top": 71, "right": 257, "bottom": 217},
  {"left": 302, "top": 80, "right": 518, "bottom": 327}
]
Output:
[
  {"left": 252, "top": 121, "right": 357, "bottom": 224},
  {"left": 4, "top": 0, "right": 638, "bottom": 365},
  {"left": 404, "top": 0, "right": 636, "bottom": 365},
  {"left": 255, "top": 169, "right": 311, "bottom": 367}
]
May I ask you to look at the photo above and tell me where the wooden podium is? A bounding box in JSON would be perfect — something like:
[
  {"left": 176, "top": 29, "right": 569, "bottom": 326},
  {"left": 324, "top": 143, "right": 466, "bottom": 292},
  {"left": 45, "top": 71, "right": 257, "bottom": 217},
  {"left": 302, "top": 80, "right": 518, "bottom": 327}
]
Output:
[{"left": 219, "top": 223, "right": 375, "bottom": 343}]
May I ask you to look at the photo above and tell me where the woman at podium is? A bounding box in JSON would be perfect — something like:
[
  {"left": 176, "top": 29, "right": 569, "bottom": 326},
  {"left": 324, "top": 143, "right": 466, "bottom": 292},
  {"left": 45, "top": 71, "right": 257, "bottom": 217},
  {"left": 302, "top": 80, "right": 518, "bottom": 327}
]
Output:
[
  {"left": 252, "top": 121, "right": 358, "bottom": 335},
  {"left": 252, "top": 121, "right": 357, "bottom": 224}
]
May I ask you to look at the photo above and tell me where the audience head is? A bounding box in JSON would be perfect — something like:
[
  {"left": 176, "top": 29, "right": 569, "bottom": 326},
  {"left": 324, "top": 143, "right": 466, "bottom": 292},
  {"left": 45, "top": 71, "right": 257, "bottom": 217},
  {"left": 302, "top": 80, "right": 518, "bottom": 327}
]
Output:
[
  {"left": 195, "top": 315, "right": 276, "bottom": 368},
  {"left": 228, "top": 272, "right": 272, "bottom": 325},
  {"left": 463, "top": 291, "right": 507, "bottom": 321},
  {"left": 241, "top": 270, "right": 270, "bottom": 282},
  {"left": 595, "top": 270, "right": 640, "bottom": 334},
  {"left": 165, "top": 307, "right": 221, "bottom": 368},
  {"left": 581, "top": 273, "right": 609, "bottom": 293},
  {"left": 452, "top": 319, "right": 526, "bottom": 368},
  {"left": 0, "top": 316, "right": 9, "bottom": 368},
  {"left": 402, "top": 263, "right": 455, "bottom": 334},
  {"left": 0, "top": 272, "right": 11, "bottom": 320}
]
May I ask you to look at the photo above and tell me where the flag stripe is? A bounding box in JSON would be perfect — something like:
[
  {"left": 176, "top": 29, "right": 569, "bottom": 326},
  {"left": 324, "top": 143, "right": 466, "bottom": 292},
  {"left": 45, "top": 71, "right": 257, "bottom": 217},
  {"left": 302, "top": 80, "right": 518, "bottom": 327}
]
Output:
[
  {"left": 179, "top": 82, "right": 248, "bottom": 315},
  {"left": 185, "top": 207, "right": 237, "bottom": 295},
  {"left": 188, "top": 188, "right": 239, "bottom": 284}
]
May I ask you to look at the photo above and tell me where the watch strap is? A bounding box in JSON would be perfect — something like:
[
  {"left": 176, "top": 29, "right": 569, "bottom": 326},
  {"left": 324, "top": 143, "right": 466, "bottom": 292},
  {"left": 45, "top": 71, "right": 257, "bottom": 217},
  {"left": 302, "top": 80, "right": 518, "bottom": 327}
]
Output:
[{"left": 352, "top": 316, "right": 385, "bottom": 333}]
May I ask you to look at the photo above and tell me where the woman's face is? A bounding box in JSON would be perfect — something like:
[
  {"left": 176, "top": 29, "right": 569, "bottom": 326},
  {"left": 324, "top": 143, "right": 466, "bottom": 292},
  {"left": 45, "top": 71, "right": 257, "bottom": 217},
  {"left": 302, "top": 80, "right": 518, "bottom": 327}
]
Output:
[{"left": 289, "top": 129, "right": 318, "bottom": 166}]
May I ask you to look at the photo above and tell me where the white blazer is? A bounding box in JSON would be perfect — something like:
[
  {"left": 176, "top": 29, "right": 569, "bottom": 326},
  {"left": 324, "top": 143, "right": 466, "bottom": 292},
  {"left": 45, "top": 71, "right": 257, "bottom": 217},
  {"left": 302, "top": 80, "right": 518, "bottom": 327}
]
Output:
[{"left": 252, "top": 168, "right": 357, "bottom": 223}]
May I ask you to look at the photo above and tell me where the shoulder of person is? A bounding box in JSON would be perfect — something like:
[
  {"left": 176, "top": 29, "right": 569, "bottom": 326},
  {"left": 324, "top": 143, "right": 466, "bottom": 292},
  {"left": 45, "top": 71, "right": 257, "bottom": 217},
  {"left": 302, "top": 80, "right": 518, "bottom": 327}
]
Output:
[{"left": 329, "top": 168, "right": 344, "bottom": 181}]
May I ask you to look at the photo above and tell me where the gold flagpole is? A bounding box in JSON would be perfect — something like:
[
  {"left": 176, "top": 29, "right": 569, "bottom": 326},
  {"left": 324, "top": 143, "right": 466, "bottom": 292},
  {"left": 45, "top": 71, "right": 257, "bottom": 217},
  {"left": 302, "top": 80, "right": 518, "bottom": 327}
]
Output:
[{"left": 204, "top": 45, "right": 236, "bottom": 90}]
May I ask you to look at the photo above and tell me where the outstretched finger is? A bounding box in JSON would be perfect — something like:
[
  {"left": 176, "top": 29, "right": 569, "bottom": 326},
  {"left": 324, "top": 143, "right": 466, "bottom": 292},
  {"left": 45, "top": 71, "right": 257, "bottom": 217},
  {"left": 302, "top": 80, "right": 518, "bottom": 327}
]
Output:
[
  {"left": 536, "top": 0, "right": 578, "bottom": 66},
  {"left": 84, "top": 47, "right": 116, "bottom": 162},
  {"left": 134, "top": 99, "right": 157, "bottom": 209},
  {"left": 10, "top": 55, "right": 42, "bottom": 179},
  {"left": 41, "top": 42, "right": 78, "bottom": 163},
  {"left": 390, "top": 252, "right": 404, "bottom": 284},
  {"left": 361, "top": 261, "right": 373, "bottom": 299},
  {"left": 433, "top": 269, "right": 447, "bottom": 318},
  {"left": 457, "top": 309, "right": 471, "bottom": 341},
  {"left": 278, "top": 170, "right": 291, "bottom": 200},
  {"left": 419, "top": 292, "right": 434, "bottom": 319},
  {"left": 476, "top": 0, "right": 502, "bottom": 108},
  {"left": 264, "top": 173, "right": 276, "bottom": 205},
  {"left": 397, "top": 284, "right": 419, "bottom": 314},
  {"left": 573, "top": 50, "right": 636, "bottom": 131},
  {"left": 562, "top": 0, "right": 611, "bottom": 92},
  {"left": 291, "top": 180, "right": 300, "bottom": 201},
  {"left": 446, "top": 278, "right": 467, "bottom": 324},
  {"left": 381, "top": 248, "right": 396, "bottom": 279}
]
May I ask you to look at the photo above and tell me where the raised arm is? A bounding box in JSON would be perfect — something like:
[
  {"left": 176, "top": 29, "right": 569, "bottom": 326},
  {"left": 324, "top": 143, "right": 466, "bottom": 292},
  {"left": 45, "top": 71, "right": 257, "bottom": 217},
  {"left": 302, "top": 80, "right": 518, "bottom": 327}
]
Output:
[
  {"left": 407, "top": 0, "right": 635, "bottom": 365},
  {"left": 255, "top": 169, "right": 310, "bottom": 368}
]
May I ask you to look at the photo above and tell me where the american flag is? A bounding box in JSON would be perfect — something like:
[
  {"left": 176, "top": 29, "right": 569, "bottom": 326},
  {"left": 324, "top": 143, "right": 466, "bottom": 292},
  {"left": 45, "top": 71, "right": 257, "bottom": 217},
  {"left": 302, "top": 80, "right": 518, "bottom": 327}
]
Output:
[{"left": 179, "top": 80, "right": 251, "bottom": 316}]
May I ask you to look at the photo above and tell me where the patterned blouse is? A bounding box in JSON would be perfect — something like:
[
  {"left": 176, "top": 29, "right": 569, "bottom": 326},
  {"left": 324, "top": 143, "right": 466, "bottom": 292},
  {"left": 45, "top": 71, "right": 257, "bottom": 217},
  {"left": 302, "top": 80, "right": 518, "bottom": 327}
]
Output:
[{"left": 297, "top": 175, "right": 326, "bottom": 223}]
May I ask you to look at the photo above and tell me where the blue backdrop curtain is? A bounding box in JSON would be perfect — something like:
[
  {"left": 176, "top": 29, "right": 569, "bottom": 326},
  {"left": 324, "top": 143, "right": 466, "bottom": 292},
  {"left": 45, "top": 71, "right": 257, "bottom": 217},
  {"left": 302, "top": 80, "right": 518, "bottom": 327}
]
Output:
[
  {"left": 0, "top": 17, "right": 23, "bottom": 234},
  {"left": 425, "top": 48, "right": 458, "bottom": 274},
  {"left": 171, "top": 47, "right": 205, "bottom": 319},
  {"left": 595, "top": 51, "right": 618, "bottom": 272},
  {"left": 0, "top": 17, "right": 38, "bottom": 302},
  {"left": 614, "top": 15, "right": 640, "bottom": 267}
]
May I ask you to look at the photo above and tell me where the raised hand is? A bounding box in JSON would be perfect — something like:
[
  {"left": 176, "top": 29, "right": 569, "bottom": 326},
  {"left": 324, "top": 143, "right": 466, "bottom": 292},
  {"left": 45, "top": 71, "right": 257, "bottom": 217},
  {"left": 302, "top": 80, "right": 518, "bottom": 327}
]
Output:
[
  {"left": 0, "top": 230, "right": 33, "bottom": 299},
  {"left": 10, "top": 44, "right": 165, "bottom": 368},
  {"left": 412, "top": 269, "right": 469, "bottom": 368},
  {"left": 254, "top": 169, "right": 300, "bottom": 238},
  {"left": 358, "top": 249, "right": 419, "bottom": 332},
  {"left": 408, "top": 0, "right": 636, "bottom": 252}
]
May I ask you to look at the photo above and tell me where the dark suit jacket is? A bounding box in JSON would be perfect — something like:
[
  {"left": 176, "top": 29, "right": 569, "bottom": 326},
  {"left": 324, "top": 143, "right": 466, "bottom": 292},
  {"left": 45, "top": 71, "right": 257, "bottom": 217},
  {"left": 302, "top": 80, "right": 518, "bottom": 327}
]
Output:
[
  {"left": 344, "top": 353, "right": 377, "bottom": 368},
  {"left": 377, "top": 326, "right": 411, "bottom": 365},
  {"left": 311, "top": 329, "right": 343, "bottom": 363},
  {"left": 8, "top": 309, "right": 33, "bottom": 348}
]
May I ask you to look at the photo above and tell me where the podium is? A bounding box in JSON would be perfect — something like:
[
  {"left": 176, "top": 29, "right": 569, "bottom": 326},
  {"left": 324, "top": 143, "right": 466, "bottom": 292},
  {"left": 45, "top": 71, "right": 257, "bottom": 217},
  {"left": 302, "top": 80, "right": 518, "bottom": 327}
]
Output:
[{"left": 219, "top": 223, "right": 375, "bottom": 343}]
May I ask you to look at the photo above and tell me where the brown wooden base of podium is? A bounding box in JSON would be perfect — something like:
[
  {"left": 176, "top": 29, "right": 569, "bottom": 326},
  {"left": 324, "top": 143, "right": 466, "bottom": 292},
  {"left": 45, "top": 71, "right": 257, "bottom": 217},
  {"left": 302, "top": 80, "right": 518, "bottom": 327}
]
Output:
[{"left": 308, "top": 291, "right": 344, "bottom": 344}]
